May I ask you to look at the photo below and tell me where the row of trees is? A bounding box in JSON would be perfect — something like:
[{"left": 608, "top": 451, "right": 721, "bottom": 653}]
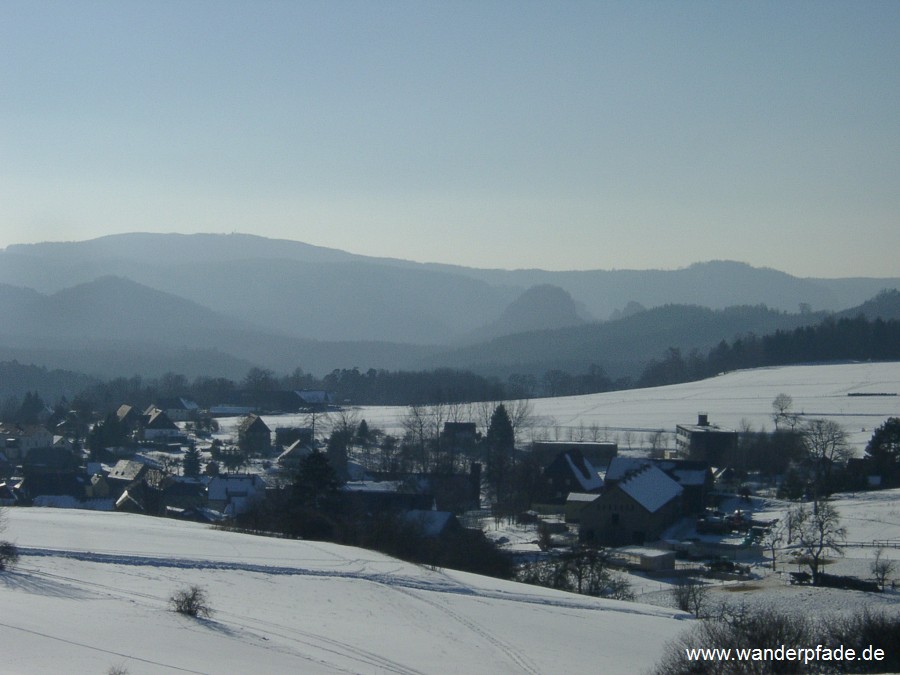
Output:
[{"left": 638, "top": 313, "right": 900, "bottom": 388}]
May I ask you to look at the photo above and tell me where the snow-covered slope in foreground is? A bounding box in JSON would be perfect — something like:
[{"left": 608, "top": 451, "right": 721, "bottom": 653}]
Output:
[{"left": 2, "top": 509, "right": 688, "bottom": 674}]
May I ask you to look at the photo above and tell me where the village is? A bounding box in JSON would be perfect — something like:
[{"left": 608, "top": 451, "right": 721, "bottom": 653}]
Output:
[{"left": 3, "top": 380, "right": 899, "bottom": 610}]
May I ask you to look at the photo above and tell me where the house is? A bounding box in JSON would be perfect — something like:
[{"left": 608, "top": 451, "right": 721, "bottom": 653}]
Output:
[
  {"left": 115, "top": 404, "right": 141, "bottom": 433},
  {"left": 141, "top": 408, "right": 183, "bottom": 441},
  {"left": 86, "top": 473, "right": 110, "bottom": 499},
  {"left": 605, "top": 456, "right": 712, "bottom": 514},
  {"left": 579, "top": 464, "right": 683, "bottom": 546},
  {"left": 538, "top": 449, "right": 603, "bottom": 505},
  {"left": 238, "top": 414, "right": 272, "bottom": 455},
  {"left": 367, "top": 464, "right": 481, "bottom": 513},
  {"left": 341, "top": 481, "right": 434, "bottom": 515},
  {"left": 19, "top": 447, "right": 83, "bottom": 501},
  {"left": 565, "top": 492, "right": 599, "bottom": 524},
  {"left": 115, "top": 471, "right": 206, "bottom": 516},
  {"left": 207, "top": 474, "right": 267, "bottom": 516},
  {"left": 0, "top": 424, "right": 54, "bottom": 462},
  {"left": 106, "top": 458, "right": 160, "bottom": 497},
  {"left": 277, "top": 440, "right": 313, "bottom": 471},
  {"left": 295, "top": 390, "right": 333, "bottom": 408},
  {"left": 675, "top": 414, "right": 737, "bottom": 465}
]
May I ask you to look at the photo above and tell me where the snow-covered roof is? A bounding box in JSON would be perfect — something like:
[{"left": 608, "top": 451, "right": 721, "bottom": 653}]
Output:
[
  {"left": 604, "top": 457, "right": 651, "bottom": 482},
  {"left": 563, "top": 452, "right": 603, "bottom": 491},
  {"left": 342, "top": 480, "right": 403, "bottom": 493},
  {"left": 617, "top": 465, "right": 682, "bottom": 514},
  {"left": 566, "top": 492, "right": 600, "bottom": 504}
]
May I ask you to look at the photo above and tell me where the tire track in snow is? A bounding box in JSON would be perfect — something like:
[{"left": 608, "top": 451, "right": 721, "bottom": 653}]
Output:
[
  {"left": 19, "top": 546, "right": 687, "bottom": 618},
  {"left": 18, "top": 564, "right": 425, "bottom": 675},
  {"left": 386, "top": 585, "right": 542, "bottom": 675}
]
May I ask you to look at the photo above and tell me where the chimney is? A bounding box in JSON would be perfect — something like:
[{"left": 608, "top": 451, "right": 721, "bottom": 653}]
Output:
[{"left": 698, "top": 413, "right": 709, "bottom": 427}]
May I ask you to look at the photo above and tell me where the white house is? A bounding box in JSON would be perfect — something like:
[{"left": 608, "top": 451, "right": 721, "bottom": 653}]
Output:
[{"left": 207, "top": 474, "right": 268, "bottom": 516}]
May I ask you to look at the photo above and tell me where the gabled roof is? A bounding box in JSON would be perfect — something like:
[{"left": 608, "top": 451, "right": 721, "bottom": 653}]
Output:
[
  {"left": 604, "top": 457, "right": 652, "bottom": 482},
  {"left": 239, "top": 414, "right": 270, "bottom": 434},
  {"left": 108, "top": 459, "right": 151, "bottom": 482},
  {"left": 544, "top": 449, "right": 603, "bottom": 491},
  {"left": 617, "top": 465, "right": 682, "bottom": 514},
  {"left": 145, "top": 409, "right": 178, "bottom": 430},
  {"left": 295, "top": 390, "right": 332, "bottom": 405},
  {"left": 116, "top": 404, "right": 138, "bottom": 422},
  {"left": 277, "top": 440, "right": 312, "bottom": 463},
  {"left": 567, "top": 492, "right": 600, "bottom": 504},
  {"left": 562, "top": 452, "right": 603, "bottom": 491},
  {"left": 606, "top": 457, "right": 710, "bottom": 488}
]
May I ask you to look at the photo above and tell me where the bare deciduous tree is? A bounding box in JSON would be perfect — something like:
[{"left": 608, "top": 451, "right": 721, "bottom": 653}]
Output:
[
  {"left": 761, "top": 520, "right": 784, "bottom": 571},
  {"left": 871, "top": 547, "right": 897, "bottom": 591},
  {"left": 772, "top": 392, "right": 798, "bottom": 430},
  {"left": 802, "top": 418, "right": 852, "bottom": 501},
  {"left": 792, "top": 500, "right": 847, "bottom": 584},
  {"left": 671, "top": 578, "right": 709, "bottom": 618}
]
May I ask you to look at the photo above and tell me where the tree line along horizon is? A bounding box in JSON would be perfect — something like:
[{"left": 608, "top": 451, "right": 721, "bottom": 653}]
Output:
[{"left": 1, "top": 312, "right": 899, "bottom": 424}]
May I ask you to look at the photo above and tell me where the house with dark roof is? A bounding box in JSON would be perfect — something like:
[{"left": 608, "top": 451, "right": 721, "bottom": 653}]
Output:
[
  {"left": 295, "top": 390, "right": 333, "bottom": 408},
  {"left": 116, "top": 404, "right": 141, "bottom": 433},
  {"left": 579, "top": 464, "right": 683, "bottom": 546},
  {"left": 531, "top": 440, "right": 618, "bottom": 470},
  {"left": 18, "top": 447, "right": 83, "bottom": 501},
  {"left": 539, "top": 448, "right": 603, "bottom": 505},
  {"left": 238, "top": 414, "right": 272, "bottom": 455},
  {"left": 141, "top": 408, "right": 182, "bottom": 441}
]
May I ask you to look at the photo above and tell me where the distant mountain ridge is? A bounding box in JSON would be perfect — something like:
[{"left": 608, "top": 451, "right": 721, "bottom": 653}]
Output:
[
  {"left": 1, "top": 232, "right": 899, "bottom": 380},
  {"left": 420, "top": 303, "right": 831, "bottom": 379}
]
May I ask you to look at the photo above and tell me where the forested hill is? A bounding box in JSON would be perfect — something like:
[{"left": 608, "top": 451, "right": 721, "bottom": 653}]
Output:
[{"left": 638, "top": 312, "right": 900, "bottom": 387}]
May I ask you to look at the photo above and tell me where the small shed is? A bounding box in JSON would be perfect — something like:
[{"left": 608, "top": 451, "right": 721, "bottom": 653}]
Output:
[{"left": 617, "top": 546, "right": 677, "bottom": 572}]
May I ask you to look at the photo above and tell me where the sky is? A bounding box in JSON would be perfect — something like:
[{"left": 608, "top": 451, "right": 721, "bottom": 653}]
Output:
[{"left": 1, "top": 1, "right": 898, "bottom": 278}]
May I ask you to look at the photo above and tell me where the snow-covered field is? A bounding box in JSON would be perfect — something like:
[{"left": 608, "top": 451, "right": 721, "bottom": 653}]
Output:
[
  {"left": 219, "top": 362, "right": 900, "bottom": 454},
  {"left": 4, "top": 363, "right": 900, "bottom": 673},
  {"left": 632, "top": 488, "right": 900, "bottom": 619},
  {"left": 2, "top": 509, "right": 689, "bottom": 674}
]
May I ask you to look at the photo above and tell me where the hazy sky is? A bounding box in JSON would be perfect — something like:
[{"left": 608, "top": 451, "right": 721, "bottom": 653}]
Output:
[{"left": 2, "top": 1, "right": 898, "bottom": 277}]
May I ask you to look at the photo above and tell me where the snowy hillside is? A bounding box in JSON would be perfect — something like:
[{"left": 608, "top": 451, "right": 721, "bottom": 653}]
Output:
[{"left": 2, "top": 509, "right": 688, "bottom": 674}]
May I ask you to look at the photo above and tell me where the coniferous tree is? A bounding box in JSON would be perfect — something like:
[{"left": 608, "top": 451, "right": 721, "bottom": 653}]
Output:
[
  {"left": 485, "top": 404, "right": 515, "bottom": 503},
  {"left": 293, "top": 449, "right": 342, "bottom": 510},
  {"left": 865, "top": 417, "right": 900, "bottom": 487},
  {"left": 182, "top": 447, "right": 202, "bottom": 478}
]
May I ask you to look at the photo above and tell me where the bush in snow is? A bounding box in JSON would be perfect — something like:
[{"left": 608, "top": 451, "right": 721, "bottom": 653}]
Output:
[{"left": 169, "top": 585, "right": 212, "bottom": 619}]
